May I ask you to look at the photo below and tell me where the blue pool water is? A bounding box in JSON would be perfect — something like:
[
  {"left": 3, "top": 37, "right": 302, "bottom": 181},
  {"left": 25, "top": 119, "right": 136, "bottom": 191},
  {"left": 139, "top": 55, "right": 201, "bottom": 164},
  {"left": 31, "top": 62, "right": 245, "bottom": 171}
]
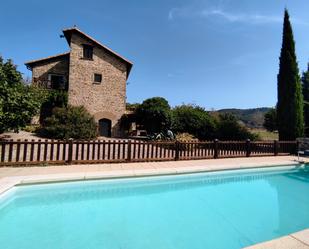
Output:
[{"left": 1, "top": 165, "right": 309, "bottom": 249}]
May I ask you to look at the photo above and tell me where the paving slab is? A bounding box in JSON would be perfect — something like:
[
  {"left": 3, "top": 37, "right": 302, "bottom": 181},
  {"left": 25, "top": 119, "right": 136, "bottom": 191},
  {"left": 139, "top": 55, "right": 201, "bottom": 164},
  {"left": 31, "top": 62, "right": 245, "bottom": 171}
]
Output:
[
  {"left": 243, "top": 236, "right": 309, "bottom": 249},
  {"left": 243, "top": 229, "right": 309, "bottom": 249},
  {"left": 291, "top": 229, "right": 309, "bottom": 246}
]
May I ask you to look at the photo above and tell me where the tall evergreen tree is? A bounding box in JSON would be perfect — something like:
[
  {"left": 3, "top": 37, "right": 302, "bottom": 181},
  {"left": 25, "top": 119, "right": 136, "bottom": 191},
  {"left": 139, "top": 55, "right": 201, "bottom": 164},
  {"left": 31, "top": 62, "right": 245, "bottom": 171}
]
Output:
[
  {"left": 277, "top": 9, "right": 304, "bottom": 140},
  {"left": 302, "top": 64, "right": 309, "bottom": 136}
]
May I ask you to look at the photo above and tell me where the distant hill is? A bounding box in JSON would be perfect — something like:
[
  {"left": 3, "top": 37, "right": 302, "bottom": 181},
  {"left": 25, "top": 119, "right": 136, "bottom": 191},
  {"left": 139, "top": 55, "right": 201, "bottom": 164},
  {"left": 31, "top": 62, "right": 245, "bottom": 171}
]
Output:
[{"left": 214, "top": 107, "right": 272, "bottom": 128}]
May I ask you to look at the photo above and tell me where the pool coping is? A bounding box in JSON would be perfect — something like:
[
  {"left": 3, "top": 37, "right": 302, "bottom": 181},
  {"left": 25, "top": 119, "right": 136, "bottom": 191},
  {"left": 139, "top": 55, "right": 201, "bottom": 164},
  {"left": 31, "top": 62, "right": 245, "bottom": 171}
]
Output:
[
  {"left": 0, "top": 156, "right": 303, "bottom": 196},
  {"left": 243, "top": 229, "right": 309, "bottom": 249}
]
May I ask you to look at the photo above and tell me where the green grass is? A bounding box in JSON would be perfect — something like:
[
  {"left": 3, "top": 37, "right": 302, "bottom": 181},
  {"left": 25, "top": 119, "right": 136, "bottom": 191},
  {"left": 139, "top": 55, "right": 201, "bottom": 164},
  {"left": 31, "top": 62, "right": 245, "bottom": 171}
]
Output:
[{"left": 250, "top": 129, "right": 278, "bottom": 141}]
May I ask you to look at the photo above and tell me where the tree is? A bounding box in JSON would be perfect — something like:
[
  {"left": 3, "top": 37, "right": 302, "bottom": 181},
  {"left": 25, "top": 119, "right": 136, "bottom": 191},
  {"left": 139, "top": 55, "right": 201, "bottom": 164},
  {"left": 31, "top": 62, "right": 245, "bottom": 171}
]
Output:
[
  {"left": 263, "top": 108, "right": 278, "bottom": 132},
  {"left": 135, "top": 97, "right": 171, "bottom": 134},
  {"left": 38, "top": 106, "right": 97, "bottom": 139},
  {"left": 172, "top": 104, "right": 216, "bottom": 140},
  {"left": 0, "top": 57, "right": 45, "bottom": 133},
  {"left": 302, "top": 64, "right": 309, "bottom": 136},
  {"left": 216, "top": 113, "right": 258, "bottom": 141},
  {"left": 277, "top": 9, "right": 304, "bottom": 140},
  {"left": 126, "top": 102, "right": 140, "bottom": 111}
]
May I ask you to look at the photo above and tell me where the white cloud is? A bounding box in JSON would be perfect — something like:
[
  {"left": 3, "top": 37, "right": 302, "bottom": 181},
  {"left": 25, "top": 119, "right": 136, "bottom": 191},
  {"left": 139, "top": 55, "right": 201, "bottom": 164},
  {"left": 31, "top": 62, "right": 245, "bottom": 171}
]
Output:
[
  {"left": 168, "top": 8, "right": 177, "bottom": 20},
  {"left": 168, "top": 7, "right": 309, "bottom": 26},
  {"left": 201, "top": 9, "right": 282, "bottom": 24},
  {"left": 168, "top": 7, "right": 193, "bottom": 21}
]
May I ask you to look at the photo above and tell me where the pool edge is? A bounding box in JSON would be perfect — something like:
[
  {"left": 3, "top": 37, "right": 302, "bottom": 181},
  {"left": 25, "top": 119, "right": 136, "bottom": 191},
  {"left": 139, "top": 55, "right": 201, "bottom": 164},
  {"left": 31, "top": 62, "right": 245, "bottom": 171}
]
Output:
[
  {"left": 0, "top": 160, "right": 302, "bottom": 197},
  {"left": 243, "top": 229, "right": 309, "bottom": 249}
]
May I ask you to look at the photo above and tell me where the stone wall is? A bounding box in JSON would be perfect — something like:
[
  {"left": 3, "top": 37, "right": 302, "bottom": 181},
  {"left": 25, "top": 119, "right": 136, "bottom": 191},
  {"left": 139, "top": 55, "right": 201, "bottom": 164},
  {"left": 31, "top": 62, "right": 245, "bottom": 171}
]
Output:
[
  {"left": 31, "top": 56, "right": 69, "bottom": 87},
  {"left": 68, "top": 33, "right": 127, "bottom": 137}
]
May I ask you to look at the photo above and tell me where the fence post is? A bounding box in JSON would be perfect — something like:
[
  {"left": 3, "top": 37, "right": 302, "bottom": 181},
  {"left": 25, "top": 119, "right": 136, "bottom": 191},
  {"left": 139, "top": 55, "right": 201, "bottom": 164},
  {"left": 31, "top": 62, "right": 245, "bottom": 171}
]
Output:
[
  {"left": 67, "top": 138, "right": 73, "bottom": 164},
  {"left": 1, "top": 141, "right": 5, "bottom": 163},
  {"left": 246, "top": 139, "right": 251, "bottom": 157},
  {"left": 295, "top": 140, "right": 299, "bottom": 155},
  {"left": 274, "top": 140, "right": 278, "bottom": 156},
  {"left": 175, "top": 140, "right": 180, "bottom": 161},
  {"left": 214, "top": 139, "right": 218, "bottom": 159},
  {"left": 127, "top": 140, "right": 132, "bottom": 162}
]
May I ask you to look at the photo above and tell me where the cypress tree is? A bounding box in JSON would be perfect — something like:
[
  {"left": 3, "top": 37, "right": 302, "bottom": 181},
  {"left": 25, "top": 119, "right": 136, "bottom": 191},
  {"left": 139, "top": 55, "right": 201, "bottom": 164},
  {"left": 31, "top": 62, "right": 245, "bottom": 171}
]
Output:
[
  {"left": 277, "top": 9, "right": 304, "bottom": 140},
  {"left": 302, "top": 64, "right": 309, "bottom": 136}
]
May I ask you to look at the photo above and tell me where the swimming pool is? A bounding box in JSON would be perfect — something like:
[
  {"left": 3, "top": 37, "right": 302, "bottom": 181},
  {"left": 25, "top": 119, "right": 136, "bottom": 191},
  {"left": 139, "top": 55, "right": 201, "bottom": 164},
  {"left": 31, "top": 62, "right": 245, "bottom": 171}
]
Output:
[{"left": 1, "top": 165, "right": 309, "bottom": 249}]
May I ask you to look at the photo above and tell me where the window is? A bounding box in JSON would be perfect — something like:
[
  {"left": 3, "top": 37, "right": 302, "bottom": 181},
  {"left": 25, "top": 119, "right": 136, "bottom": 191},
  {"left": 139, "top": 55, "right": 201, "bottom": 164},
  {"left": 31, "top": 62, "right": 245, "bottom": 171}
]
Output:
[
  {"left": 83, "top": 44, "right": 93, "bottom": 59},
  {"left": 48, "top": 74, "right": 66, "bottom": 90},
  {"left": 94, "top": 73, "right": 102, "bottom": 83}
]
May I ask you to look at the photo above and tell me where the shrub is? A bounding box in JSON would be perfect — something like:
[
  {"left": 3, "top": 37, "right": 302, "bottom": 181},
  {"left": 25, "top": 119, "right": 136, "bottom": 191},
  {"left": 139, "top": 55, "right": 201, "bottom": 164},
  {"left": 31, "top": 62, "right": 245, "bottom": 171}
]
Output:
[
  {"left": 38, "top": 106, "right": 97, "bottom": 139},
  {"left": 23, "top": 125, "right": 40, "bottom": 133},
  {"left": 216, "top": 113, "right": 259, "bottom": 141},
  {"left": 172, "top": 104, "right": 216, "bottom": 140},
  {"left": 40, "top": 90, "right": 68, "bottom": 124},
  {"left": 135, "top": 97, "right": 172, "bottom": 134},
  {"left": 176, "top": 133, "right": 198, "bottom": 141}
]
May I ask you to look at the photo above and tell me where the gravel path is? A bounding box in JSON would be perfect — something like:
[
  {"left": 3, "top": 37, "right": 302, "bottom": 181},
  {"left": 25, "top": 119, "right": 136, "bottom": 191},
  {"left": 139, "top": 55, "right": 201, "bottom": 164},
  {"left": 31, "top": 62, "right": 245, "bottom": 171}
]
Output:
[{"left": 0, "top": 131, "right": 125, "bottom": 141}]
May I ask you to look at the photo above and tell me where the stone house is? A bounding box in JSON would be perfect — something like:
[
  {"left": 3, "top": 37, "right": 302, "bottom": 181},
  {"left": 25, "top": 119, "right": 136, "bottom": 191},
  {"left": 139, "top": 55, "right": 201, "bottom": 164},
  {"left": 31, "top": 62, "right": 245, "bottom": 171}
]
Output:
[{"left": 25, "top": 27, "right": 133, "bottom": 137}]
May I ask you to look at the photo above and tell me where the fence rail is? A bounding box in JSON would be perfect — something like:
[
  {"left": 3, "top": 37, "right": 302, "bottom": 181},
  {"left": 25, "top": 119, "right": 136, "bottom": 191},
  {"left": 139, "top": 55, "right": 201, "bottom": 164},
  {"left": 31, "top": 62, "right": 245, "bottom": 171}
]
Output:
[{"left": 0, "top": 139, "right": 297, "bottom": 166}]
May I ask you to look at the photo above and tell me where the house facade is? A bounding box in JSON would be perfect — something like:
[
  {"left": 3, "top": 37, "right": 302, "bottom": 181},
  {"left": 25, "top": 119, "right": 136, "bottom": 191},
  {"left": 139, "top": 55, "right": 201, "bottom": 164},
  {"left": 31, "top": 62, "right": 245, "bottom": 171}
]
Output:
[{"left": 25, "top": 27, "right": 133, "bottom": 137}]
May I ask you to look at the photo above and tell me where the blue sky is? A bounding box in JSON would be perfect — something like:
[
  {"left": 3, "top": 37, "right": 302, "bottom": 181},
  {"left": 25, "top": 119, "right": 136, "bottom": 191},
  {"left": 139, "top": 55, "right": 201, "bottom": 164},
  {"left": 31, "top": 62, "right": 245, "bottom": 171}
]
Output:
[{"left": 1, "top": 0, "right": 309, "bottom": 109}]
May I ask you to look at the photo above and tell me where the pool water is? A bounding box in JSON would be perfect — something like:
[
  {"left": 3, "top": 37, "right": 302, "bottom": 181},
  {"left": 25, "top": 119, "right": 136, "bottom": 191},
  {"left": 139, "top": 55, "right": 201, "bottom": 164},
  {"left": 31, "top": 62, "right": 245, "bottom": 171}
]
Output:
[{"left": 1, "top": 165, "right": 309, "bottom": 249}]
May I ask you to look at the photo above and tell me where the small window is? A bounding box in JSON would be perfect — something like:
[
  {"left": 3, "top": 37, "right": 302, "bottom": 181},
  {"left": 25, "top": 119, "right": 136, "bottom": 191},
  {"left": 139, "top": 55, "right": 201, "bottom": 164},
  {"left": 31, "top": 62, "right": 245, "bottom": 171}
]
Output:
[
  {"left": 94, "top": 73, "right": 102, "bottom": 83},
  {"left": 83, "top": 44, "right": 93, "bottom": 59},
  {"left": 48, "top": 74, "right": 66, "bottom": 90}
]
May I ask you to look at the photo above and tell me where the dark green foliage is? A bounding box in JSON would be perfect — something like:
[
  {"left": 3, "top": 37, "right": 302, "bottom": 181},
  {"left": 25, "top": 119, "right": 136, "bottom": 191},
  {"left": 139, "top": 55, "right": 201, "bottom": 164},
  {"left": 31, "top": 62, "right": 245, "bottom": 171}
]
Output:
[
  {"left": 120, "top": 113, "right": 136, "bottom": 133},
  {"left": 126, "top": 102, "right": 140, "bottom": 111},
  {"left": 302, "top": 64, "right": 309, "bottom": 136},
  {"left": 277, "top": 9, "right": 304, "bottom": 140},
  {"left": 133, "top": 97, "right": 258, "bottom": 141},
  {"left": 38, "top": 106, "right": 97, "bottom": 139},
  {"left": 135, "top": 97, "right": 172, "bottom": 134},
  {"left": 216, "top": 108, "right": 271, "bottom": 128},
  {"left": 172, "top": 104, "right": 216, "bottom": 140},
  {"left": 0, "top": 57, "right": 46, "bottom": 133},
  {"left": 40, "top": 90, "right": 68, "bottom": 124},
  {"left": 263, "top": 108, "right": 278, "bottom": 132},
  {"left": 216, "top": 113, "right": 259, "bottom": 141},
  {"left": 171, "top": 105, "right": 257, "bottom": 141}
]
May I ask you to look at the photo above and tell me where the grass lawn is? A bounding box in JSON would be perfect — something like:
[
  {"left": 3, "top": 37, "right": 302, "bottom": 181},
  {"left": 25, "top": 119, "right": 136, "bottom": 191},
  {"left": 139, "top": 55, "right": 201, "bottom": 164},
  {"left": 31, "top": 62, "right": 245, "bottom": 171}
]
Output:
[{"left": 250, "top": 128, "right": 279, "bottom": 141}]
